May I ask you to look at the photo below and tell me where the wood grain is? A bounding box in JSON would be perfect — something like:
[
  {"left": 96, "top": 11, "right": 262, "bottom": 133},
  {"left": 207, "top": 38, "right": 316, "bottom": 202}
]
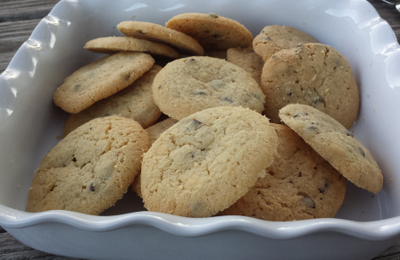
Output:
[{"left": 0, "top": 0, "right": 399, "bottom": 259}]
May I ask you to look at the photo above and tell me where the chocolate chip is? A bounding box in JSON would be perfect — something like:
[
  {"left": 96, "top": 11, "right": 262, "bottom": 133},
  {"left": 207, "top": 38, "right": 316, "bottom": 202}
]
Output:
[
  {"left": 212, "top": 34, "right": 222, "bottom": 39},
  {"left": 264, "top": 36, "right": 272, "bottom": 41},
  {"left": 136, "top": 29, "right": 145, "bottom": 35},
  {"left": 293, "top": 112, "right": 308, "bottom": 118},
  {"left": 313, "top": 96, "right": 326, "bottom": 108},
  {"left": 158, "top": 85, "right": 162, "bottom": 89},
  {"left": 125, "top": 74, "right": 130, "bottom": 81},
  {"left": 318, "top": 180, "right": 330, "bottom": 194},
  {"left": 346, "top": 132, "right": 354, "bottom": 137},
  {"left": 192, "top": 119, "right": 201, "bottom": 128},
  {"left": 307, "top": 125, "right": 319, "bottom": 132},
  {"left": 188, "top": 58, "right": 196, "bottom": 63},
  {"left": 189, "top": 152, "right": 195, "bottom": 158},
  {"left": 220, "top": 96, "right": 233, "bottom": 103},
  {"left": 72, "top": 157, "right": 77, "bottom": 162},
  {"left": 298, "top": 172, "right": 302, "bottom": 177},
  {"left": 208, "top": 13, "right": 218, "bottom": 18},
  {"left": 301, "top": 195, "right": 316, "bottom": 208},
  {"left": 193, "top": 91, "right": 207, "bottom": 95},
  {"left": 287, "top": 91, "right": 293, "bottom": 96},
  {"left": 272, "top": 55, "right": 276, "bottom": 58},
  {"left": 90, "top": 183, "right": 96, "bottom": 192},
  {"left": 358, "top": 147, "right": 366, "bottom": 157},
  {"left": 74, "top": 84, "right": 80, "bottom": 91}
]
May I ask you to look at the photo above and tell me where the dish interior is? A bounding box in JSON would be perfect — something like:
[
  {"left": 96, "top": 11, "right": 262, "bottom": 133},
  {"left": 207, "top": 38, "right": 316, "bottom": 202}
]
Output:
[{"left": 0, "top": 0, "right": 399, "bottom": 222}]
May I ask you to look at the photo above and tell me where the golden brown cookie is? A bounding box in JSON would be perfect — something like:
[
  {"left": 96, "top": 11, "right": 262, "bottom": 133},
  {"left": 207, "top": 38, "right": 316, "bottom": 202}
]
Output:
[
  {"left": 227, "top": 47, "right": 264, "bottom": 85},
  {"left": 141, "top": 106, "right": 278, "bottom": 217},
  {"left": 220, "top": 124, "right": 346, "bottom": 221},
  {"left": 165, "top": 13, "right": 253, "bottom": 51},
  {"left": 279, "top": 104, "right": 383, "bottom": 194},
  {"left": 26, "top": 116, "right": 150, "bottom": 215},
  {"left": 62, "top": 65, "right": 162, "bottom": 137},
  {"left": 152, "top": 56, "right": 265, "bottom": 120},
  {"left": 261, "top": 43, "right": 359, "bottom": 129},
  {"left": 253, "top": 25, "right": 318, "bottom": 61},
  {"left": 53, "top": 52, "right": 155, "bottom": 114},
  {"left": 117, "top": 21, "right": 204, "bottom": 56},
  {"left": 84, "top": 36, "right": 181, "bottom": 59}
]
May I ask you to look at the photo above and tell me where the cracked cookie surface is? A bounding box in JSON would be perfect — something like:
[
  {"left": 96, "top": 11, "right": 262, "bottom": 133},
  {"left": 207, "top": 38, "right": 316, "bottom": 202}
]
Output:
[
  {"left": 165, "top": 13, "right": 253, "bottom": 51},
  {"left": 152, "top": 56, "right": 266, "bottom": 120},
  {"left": 53, "top": 52, "right": 155, "bottom": 114},
  {"left": 253, "top": 25, "right": 318, "bottom": 61},
  {"left": 219, "top": 123, "right": 346, "bottom": 221},
  {"left": 141, "top": 106, "right": 278, "bottom": 217},
  {"left": 63, "top": 65, "right": 163, "bottom": 137},
  {"left": 261, "top": 43, "right": 359, "bottom": 129},
  {"left": 26, "top": 116, "right": 149, "bottom": 215},
  {"left": 279, "top": 104, "right": 383, "bottom": 193}
]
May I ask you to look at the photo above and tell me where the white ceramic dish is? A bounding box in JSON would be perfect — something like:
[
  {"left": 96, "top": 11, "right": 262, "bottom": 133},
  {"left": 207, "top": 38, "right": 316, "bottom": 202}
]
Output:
[{"left": 0, "top": 0, "right": 400, "bottom": 259}]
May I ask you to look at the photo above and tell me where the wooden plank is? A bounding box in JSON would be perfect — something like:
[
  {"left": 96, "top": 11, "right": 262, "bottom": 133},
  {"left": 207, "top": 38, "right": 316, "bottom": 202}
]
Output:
[
  {"left": 0, "top": 232, "right": 81, "bottom": 260},
  {"left": 0, "top": 19, "right": 42, "bottom": 73},
  {"left": 0, "top": 0, "right": 60, "bottom": 22},
  {"left": 369, "top": 1, "right": 400, "bottom": 41}
]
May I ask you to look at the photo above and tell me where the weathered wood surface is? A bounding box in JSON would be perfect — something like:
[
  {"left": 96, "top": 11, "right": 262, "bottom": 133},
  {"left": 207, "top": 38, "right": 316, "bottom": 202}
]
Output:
[{"left": 0, "top": 0, "right": 399, "bottom": 259}]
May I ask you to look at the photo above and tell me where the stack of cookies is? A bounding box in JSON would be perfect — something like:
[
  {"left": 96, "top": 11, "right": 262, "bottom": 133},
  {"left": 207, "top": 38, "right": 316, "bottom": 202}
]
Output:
[{"left": 26, "top": 12, "right": 383, "bottom": 222}]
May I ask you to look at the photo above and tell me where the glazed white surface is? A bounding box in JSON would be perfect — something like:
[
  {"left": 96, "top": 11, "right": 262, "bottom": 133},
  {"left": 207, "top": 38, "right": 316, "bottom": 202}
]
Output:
[{"left": 0, "top": 0, "right": 399, "bottom": 259}]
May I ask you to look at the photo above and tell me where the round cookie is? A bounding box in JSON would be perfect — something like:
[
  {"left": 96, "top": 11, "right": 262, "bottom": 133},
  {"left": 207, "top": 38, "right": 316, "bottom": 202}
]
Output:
[
  {"left": 227, "top": 47, "right": 264, "bottom": 85},
  {"left": 62, "top": 65, "right": 163, "bottom": 137},
  {"left": 53, "top": 52, "right": 155, "bottom": 114},
  {"left": 26, "top": 116, "right": 150, "bottom": 215},
  {"left": 165, "top": 13, "right": 253, "bottom": 51},
  {"left": 219, "top": 124, "right": 346, "bottom": 221},
  {"left": 84, "top": 36, "right": 181, "bottom": 59},
  {"left": 253, "top": 25, "right": 318, "bottom": 61},
  {"left": 141, "top": 106, "right": 278, "bottom": 217},
  {"left": 279, "top": 104, "right": 383, "bottom": 194},
  {"left": 261, "top": 43, "right": 359, "bottom": 129},
  {"left": 152, "top": 56, "right": 266, "bottom": 120},
  {"left": 117, "top": 21, "right": 204, "bottom": 56}
]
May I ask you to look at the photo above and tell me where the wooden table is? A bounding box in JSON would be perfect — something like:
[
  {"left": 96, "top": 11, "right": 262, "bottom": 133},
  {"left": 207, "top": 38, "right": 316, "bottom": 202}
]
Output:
[{"left": 0, "top": 0, "right": 399, "bottom": 259}]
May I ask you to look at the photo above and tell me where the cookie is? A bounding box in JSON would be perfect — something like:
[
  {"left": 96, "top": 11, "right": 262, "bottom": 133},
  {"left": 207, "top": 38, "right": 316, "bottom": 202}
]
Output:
[
  {"left": 220, "top": 124, "right": 346, "bottom": 221},
  {"left": 84, "top": 36, "right": 181, "bottom": 59},
  {"left": 141, "top": 106, "right": 278, "bottom": 217},
  {"left": 53, "top": 52, "right": 155, "bottom": 114},
  {"left": 227, "top": 47, "right": 264, "bottom": 85},
  {"left": 26, "top": 116, "right": 150, "bottom": 215},
  {"left": 62, "top": 65, "right": 163, "bottom": 137},
  {"left": 165, "top": 13, "right": 253, "bottom": 51},
  {"left": 253, "top": 25, "right": 318, "bottom": 61},
  {"left": 117, "top": 21, "right": 204, "bottom": 56},
  {"left": 279, "top": 104, "right": 383, "bottom": 194},
  {"left": 261, "top": 43, "right": 359, "bottom": 129},
  {"left": 152, "top": 56, "right": 265, "bottom": 120},
  {"left": 204, "top": 50, "right": 227, "bottom": 60}
]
